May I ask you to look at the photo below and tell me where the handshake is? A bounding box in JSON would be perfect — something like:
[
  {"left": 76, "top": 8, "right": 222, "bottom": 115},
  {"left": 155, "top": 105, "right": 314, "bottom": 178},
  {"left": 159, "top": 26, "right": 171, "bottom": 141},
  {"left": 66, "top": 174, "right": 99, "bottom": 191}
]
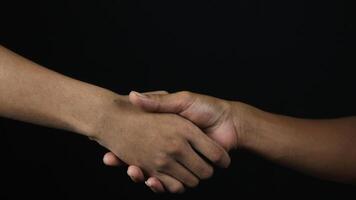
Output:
[
  {"left": 90, "top": 91, "right": 253, "bottom": 193},
  {"left": 1, "top": 46, "right": 354, "bottom": 194},
  {"left": 89, "top": 90, "right": 356, "bottom": 192}
]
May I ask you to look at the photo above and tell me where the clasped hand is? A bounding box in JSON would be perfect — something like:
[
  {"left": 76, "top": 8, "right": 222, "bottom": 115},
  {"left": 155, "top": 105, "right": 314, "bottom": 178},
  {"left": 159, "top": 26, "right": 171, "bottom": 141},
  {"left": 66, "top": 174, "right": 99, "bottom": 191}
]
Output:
[{"left": 92, "top": 91, "right": 240, "bottom": 193}]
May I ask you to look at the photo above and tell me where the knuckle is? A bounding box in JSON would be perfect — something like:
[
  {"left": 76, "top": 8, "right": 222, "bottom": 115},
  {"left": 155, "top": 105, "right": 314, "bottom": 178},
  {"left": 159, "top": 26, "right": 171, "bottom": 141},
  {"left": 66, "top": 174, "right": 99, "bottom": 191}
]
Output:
[
  {"left": 154, "top": 156, "right": 170, "bottom": 170},
  {"left": 177, "top": 91, "right": 194, "bottom": 104},
  {"left": 166, "top": 91, "right": 196, "bottom": 114},
  {"left": 167, "top": 139, "right": 184, "bottom": 156},
  {"left": 178, "top": 91, "right": 192, "bottom": 98},
  {"left": 179, "top": 91, "right": 193, "bottom": 102}
]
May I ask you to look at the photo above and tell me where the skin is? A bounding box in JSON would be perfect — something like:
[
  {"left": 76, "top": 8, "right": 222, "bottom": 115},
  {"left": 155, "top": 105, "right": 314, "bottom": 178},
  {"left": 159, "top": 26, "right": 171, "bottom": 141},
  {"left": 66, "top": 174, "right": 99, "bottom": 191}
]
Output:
[
  {"left": 104, "top": 91, "right": 356, "bottom": 192},
  {"left": 0, "top": 45, "right": 231, "bottom": 193}
]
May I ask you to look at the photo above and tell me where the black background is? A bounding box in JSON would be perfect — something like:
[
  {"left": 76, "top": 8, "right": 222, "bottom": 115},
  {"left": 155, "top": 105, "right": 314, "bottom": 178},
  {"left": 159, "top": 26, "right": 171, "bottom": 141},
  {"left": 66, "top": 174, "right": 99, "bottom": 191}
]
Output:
[{"left": 1, "top": 0, "right": 356, "bottom": 199}]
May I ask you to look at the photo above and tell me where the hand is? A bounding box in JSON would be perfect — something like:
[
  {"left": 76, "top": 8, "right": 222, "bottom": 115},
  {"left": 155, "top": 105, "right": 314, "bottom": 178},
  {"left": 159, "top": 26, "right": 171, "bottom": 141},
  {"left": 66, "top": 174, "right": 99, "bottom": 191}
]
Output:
[
  {"left": 103, "top": 91, "right": 248, "bottom": 192},
  {"left": 129, "top": 91, "right": 240, "bottom": 150},
  {"left": 93, "top": 93, "right": 231, "bottom": 193}
]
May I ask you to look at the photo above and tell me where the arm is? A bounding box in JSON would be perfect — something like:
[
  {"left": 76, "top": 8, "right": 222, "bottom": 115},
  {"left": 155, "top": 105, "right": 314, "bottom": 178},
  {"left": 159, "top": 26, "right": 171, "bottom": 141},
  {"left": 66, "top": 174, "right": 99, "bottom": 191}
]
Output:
[
  {"left": 238, "top": 105, "right": 356, "bottom": 183},
  {"left": 0, "top": 46, "right": 231, "bottom": 193},
  {"left": 110, "top": 91, "right": 356, "bottom": 192},
  {"left": 0, "top": 45, "right": 112, "bottom": 136}
]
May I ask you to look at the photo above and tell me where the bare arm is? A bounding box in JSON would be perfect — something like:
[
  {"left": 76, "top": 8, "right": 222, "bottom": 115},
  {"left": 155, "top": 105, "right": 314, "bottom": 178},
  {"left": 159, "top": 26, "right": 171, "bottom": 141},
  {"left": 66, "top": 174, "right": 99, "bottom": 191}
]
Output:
[
  {"left": 0, "top": 46, "right": 230, "bottom": 193},
  {"left": 239, "top": 105, "right": 356, "bottom": 183},
  {"left": 0, "top": 45, "right": 110, "bottom": 136}
]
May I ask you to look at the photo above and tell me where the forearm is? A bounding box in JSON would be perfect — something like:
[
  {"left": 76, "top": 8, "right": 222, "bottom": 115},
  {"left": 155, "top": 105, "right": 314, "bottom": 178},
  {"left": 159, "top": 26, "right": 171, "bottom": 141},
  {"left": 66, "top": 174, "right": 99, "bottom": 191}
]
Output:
[
  {"left": 0, "top": 45, "right": 119, "bottom": 137},
  {"left": 234, "top": 102, "right": 356, "bottom": 183}
]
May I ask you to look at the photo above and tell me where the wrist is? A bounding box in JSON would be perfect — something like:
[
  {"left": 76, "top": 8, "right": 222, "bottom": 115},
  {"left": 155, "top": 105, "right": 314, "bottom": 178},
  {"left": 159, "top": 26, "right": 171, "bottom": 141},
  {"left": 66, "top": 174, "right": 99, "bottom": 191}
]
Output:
[
  {"left": 229, "top": 101, "right": 264, "bottom": 150},
  {"left": 231, "top": 101, "right": 287, "bottom": 159},
  {"left": 87, "top": 92, "right": 129, "bottom": 142},
  {"left": 68, "top": 85, "right": 125, "bottom": 139}
]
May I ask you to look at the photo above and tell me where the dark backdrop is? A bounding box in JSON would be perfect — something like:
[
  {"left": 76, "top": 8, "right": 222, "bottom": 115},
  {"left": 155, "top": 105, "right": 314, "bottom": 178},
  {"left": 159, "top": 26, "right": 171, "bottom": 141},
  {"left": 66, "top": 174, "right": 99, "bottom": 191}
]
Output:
[{"left": 1, "top": 0, "right": 355, "bottom": 199}]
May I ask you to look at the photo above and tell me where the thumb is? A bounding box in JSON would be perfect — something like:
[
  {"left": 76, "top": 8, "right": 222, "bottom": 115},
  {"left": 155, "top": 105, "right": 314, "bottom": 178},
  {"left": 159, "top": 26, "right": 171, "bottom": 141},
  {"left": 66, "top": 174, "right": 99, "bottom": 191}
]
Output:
[{"left": 129, "top": 91, "right": 195, "bottom": 114}]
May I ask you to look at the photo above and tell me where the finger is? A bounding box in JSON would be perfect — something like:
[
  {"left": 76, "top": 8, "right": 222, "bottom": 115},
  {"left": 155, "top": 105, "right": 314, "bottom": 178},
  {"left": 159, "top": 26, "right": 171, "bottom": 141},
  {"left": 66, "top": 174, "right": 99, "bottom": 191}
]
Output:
[
  {"left": 162, "top": 161, "right": 199, "bottom": 188},
  {"left": 129, "top": 91, "right": 195, "bottom": 113},
  {"left": 145, "top": 177, "right": 165, "bottom": 193},
  {"left": 178, "top": 144, "right": 214, "bottom": 180},
  {"left": 127, "top": 166, "right": 145, "bottom": 183},
  {"left": 103, "top": 152, "right": 123, "bottom": 166},
  {"left": 142, "top": 91, "right": 169, "bottom": 95},
  {"left": 187, "top": 128, "right": 231, "bottom": 168},
  {"left": 155, "top": 173, "right": 185, "bottom": 194}
]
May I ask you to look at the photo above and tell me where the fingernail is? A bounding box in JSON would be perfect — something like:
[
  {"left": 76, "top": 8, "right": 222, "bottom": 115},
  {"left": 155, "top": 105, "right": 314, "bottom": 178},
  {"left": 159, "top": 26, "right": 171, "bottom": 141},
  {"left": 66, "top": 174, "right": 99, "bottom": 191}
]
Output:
[
  {"left": 127, "top": 169, "right": 137, "bottom": 182},
  {"left": 132, "top": 91, "right": 148, "bottom": 98},
  {"left": 145, "top": 180, "right": 152, "bottom": 187},
  {"left": 145, "top": 181, "right": 159, "bottom": 193}
]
